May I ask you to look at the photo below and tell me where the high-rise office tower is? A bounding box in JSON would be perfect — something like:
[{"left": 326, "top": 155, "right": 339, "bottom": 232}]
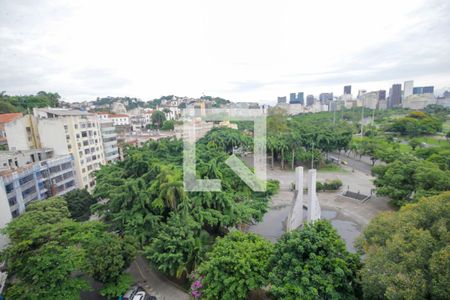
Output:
[
  {"left": 277, "top": 96, "right": 287, "bottom": 104},
  {"left": 378, "top": 90, "right": 386, "bottom": 100},
  {"left": 306, "top": 95, "right": 315, "bottom": 106},
  {"left": 344, "top": 85, "right": 352, "bottom": 95},
  {"left": 319, "top": 93, "right": 333, "bottom": 103},
  {"left": 388, "top": 84, "right": 402, "bottom": 108},
  {"left": 290, "top": 93, "right": 297, "bottom": 103},
  {"left": 297, "top": 92, "right": 304, "bottom": 105},
  {"left": 404, "top": 80, "right": 414, "bottom": 98}
]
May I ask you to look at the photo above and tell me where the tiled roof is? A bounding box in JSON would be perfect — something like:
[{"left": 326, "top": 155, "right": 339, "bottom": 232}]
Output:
[{"left": 0, "top": 113, "right": 23, "bottom": 124}]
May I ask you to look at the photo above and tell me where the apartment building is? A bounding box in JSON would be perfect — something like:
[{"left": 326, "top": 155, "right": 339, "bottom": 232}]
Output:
[
  {"left": 99, "top": 120, "right": 120, "bottom": 162},
  {"left": 109, "top": 114, "right": 130, "bottom": 126},
  {"left": 0, "top": 149, "right": 76, "bottom": 247},
  {"left": 0, "top": 113, "right": 22, "bottom": 146},
  {"left": 5, "top": 108, "right": 107, "bottom": 191}
]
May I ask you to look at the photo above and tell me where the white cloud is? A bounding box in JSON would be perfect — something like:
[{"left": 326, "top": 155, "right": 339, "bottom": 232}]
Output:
[{"left": 0, "top": 0, "right": 449, "bottom": 103}]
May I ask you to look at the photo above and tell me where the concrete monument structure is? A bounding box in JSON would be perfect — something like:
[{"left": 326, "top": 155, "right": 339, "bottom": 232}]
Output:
[{"left": 287, "top": 167, "right": 321, "bottom": 231}]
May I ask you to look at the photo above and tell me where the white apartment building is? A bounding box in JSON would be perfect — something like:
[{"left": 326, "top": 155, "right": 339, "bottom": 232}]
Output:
[
  {"left": 99, "top": 120, "right": 120, "bottom": 162},
  {"left": 0, "top": 149, "right": 76, "bottom": 248},
  {"left": 6, "top": 108, "right": 107, "bottom": 191},
  {"left": 109, "top": 114, "right": 130, "bottom": 126}
]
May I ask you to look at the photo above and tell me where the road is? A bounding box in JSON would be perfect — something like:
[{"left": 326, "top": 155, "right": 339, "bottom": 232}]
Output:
[
  {"left": 127, "top": 256, "right": 190, "bottom": 300},
  {"left": 331, "top": 152, "right": 379, "bottom": 175}
]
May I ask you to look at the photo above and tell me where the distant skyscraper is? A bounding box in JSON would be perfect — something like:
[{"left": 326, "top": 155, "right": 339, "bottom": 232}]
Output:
[
  {"left": 289, "top": 92, "right": 303, "bottom": 104},
  {"left": 404, "top": 80, "right": 414, "bottom": 98},
  {"left": 290, "top": 93, "right": 297, "bottom": 103},
  {"left": 357, "top": 89, "right": 367, "bottom": 99},
  {"left": 344, "top": 85, "right": 352, "bottom": 95},
  {"left": 378, "top": 90, "right": 386, "bottom": 100},
  {"left": 277, "top": 96, "right": 287, "bottom": 104},
  {"left": 389, "top": 84, "right": 402, "bottom": 108},
  {"left": 306, "top": 95, "right": 315, "bottom": 106},
  {"left": 423, "top": 86, "right": 434, "bottom": 94},
  {"left": 413, "top": 86, "right": 434, "bottom": 95},
  {"left": 319, "top": 93, "right": 333, "bottom": 103}
]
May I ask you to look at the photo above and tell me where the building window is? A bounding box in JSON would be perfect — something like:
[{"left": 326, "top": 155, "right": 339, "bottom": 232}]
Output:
[
  {"left": 11, "top": 210, "right": 19, "bottom": 218},
  {"left": 81, "top": 131, "right": 87, "bottom": 138},
  {"left": 8, "top": 196, "right": 17, "bottom": 206},
  {"left": 5, "top": 183, "right": 14, "bottom": 193}
]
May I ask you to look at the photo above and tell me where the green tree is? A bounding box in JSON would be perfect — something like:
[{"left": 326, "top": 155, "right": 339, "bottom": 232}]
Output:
[
  {"left": 357, "top": 192, "right": 450, "bottom": 299},
  {"left": 1, "top": 198, "right": 136, "bottom": 299},
  {"left": 269, "top": 220, "right": 362, "bottom": 300},
  {"left": 408, "top": 138, "right": 421, "bottom": 150},
  {"left": 198, "top": 231, "right": 274, "bottom": 300},
  {"left": 144, "top": 214, "right": 211, "bottom": 278},
  {"left": 151, "top": 110, "right": 166, "bottom": 128},
  {"left": 161, "top": 120, "right": 175, "bottom": 130},
  {"left": 63, "top": 188, "right": 97, "bottom": 221},
  {"left": 372, "top": 155, "right": 450, "bottom": 206}
]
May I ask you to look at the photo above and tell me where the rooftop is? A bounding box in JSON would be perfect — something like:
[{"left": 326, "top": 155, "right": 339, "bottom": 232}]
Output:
[
  {"left": 36, "top": 108, "right": 92, "bottom": 116},
  {"left": 0, "top": 113, "right": 23, "bottom": 124}
]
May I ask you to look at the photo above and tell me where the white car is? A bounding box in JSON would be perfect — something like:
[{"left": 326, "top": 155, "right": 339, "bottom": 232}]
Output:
[{"left": 133, "top": 291, "right": 146, "bottom": 300}]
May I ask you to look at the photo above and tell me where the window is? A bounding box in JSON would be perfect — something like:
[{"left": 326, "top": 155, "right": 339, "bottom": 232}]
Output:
[
  {"left": 81, "top": 131, "right": 87, "bottom": 138},
  {"left": 64, "top": 125, "right": 68, "bottom": 131},
  {"left": 19, "top": 174, "right": 34, "bottom": 185},
  {"left": 62, "top": 162, "right": 72, "bottom": 170},
  {"left": 8, "top": 196, "right": 17, "bottom": 206},
  {"left": 50, "top": 165, "right": 61, "bottom": 173},
  {"left": 76, "top": 134, "right": 80, "bottom": 139},
  {"left": 12, "top": 210, "right": 19, "bottom": 218},
  {"left": 74, "top": 124, "right": 78, "bottom": 129},
  {"left": 5, "top": 183, "right": 14, "bottom": 193},
  {"left": 83, "top": 140, "right": 89, "bottom": 146}
]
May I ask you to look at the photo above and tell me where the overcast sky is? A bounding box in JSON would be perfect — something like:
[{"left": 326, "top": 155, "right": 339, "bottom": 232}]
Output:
[{"left": 1, "top": 0, "right": 449, "bottom": 104}]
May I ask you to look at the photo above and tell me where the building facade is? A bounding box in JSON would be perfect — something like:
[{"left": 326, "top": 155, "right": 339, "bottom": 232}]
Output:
[
  {"left": 6, "top": 109, "right": 107, "bottom": 191},
  {"left": 99, "top": 120, "right": 120, "bottom": 163},
  {"left": 404, "top": 80, "right": 414, "bottom": 98},
  {"left": 344, "top": 85, "right": 352, "bottom": 95},
  {"left": 388, "top": 84, "right": 402, "bottom": 108},
  {"left": 0, "top": 150, "right": 76, "bottom": 231}
]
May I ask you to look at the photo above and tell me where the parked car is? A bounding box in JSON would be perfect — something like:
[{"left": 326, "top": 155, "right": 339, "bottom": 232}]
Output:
[{"left": 122, "top": 286, "right": 156, "bottom": 300}]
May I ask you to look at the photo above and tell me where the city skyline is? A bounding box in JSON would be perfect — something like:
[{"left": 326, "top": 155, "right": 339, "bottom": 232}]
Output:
[{"left": 1, "top": 0, "right": 450, "bottom": 104}]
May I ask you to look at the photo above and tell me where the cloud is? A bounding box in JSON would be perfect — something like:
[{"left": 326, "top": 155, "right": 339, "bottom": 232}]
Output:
[{"left": 0, "top": 0, "right": 449, "bottom": 102}]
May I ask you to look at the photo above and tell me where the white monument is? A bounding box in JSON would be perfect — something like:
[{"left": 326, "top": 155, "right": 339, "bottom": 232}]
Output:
[{"left": 287, "top": 167, "right": 321, "bottom": 231}]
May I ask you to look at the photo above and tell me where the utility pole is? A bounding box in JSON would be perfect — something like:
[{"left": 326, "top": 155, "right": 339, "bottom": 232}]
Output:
[
  {"left": 361, "top": 100, "right": 365, "bottom": 137},
  {"left": 333, "top": 108, "right": 336, "bottom": 124},
  {"left": 371, "top": 105, "right": 376, "bottom": 127}
]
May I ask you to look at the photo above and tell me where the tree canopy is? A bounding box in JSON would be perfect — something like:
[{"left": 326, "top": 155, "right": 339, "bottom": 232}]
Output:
[
  {"left": 197, "top": 231, "right": 274, "bottom": 300},
  {"left": 1, "top": 198, "right": 136, "bottom": 299},
  {"left": 357, "top": 192, "right": 450, "bottom": 299},
  {"left": 0, "top": 91, "right": 60, "bottom": 113},
  {"left": 268, "top": 220, "right": 362, "bottom": 300},
  {"left": 93, "top": 130, "right": 278, "bottom": 278}
]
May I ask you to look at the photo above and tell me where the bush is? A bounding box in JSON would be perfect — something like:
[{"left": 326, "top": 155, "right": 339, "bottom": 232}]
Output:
[{"left": 316, "top": 179, "right": 342, "bottom": 191}]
